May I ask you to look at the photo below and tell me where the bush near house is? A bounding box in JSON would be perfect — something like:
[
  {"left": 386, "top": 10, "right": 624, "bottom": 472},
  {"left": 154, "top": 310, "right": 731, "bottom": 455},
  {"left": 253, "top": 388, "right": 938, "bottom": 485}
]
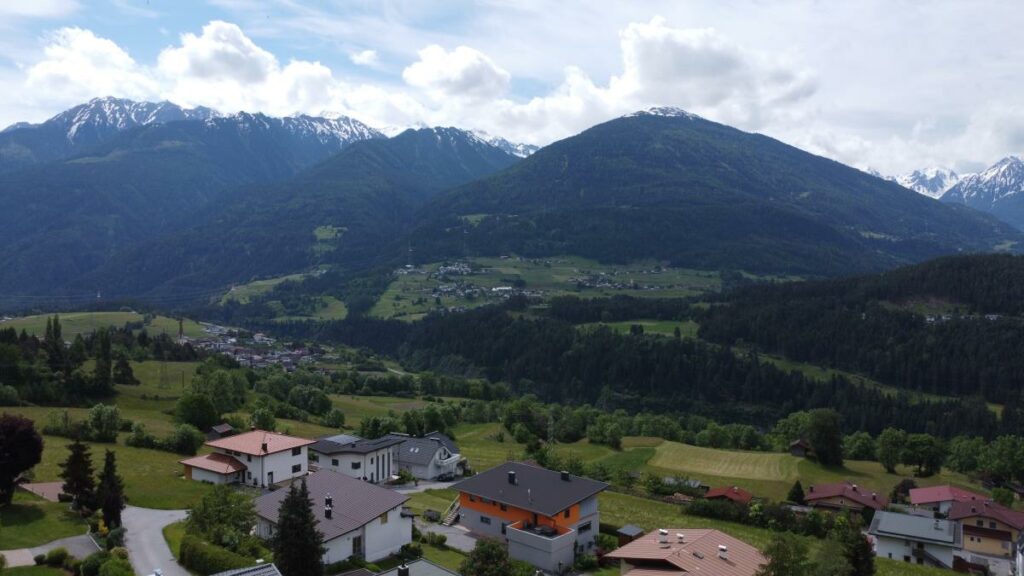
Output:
[{"left": 178, "top": 535, "right": 252, "bottom": 575}]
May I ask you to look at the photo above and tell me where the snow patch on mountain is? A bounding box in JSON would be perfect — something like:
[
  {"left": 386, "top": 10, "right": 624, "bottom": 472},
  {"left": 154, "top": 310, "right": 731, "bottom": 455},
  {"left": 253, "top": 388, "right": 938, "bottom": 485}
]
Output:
[
  {"left": 470, "top": 130, "right": 538, "bottom": 158},
  {"left": 625, "top": 106, "right": 701, "bottom": 120},
  {"left": 943, "top": 156, "right": 1024, "bottom": 207},
  {"left": 894, "top": 167, "right": 961, "bottom": 198}
]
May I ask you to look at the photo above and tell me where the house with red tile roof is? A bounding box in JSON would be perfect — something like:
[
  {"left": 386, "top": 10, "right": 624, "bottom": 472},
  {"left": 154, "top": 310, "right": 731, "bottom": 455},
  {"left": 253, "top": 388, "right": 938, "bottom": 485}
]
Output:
[
  {"left": 606, "top": 528, "right": 765, "bottom": 576},
  {"left": 705, "top": 486, "right": 754, "bottom": 505},
  {"left": 909, "top": 485, "right": 988, "bottom": 515},
  {"left": 805, "top": 481, "right": 888, "bottom": 513},
  {"left": 948, "top": 500, "right": 1024, "bottom": 560},
  {"left": 180, "top": 429, "right": 314, "bottom": 487}
]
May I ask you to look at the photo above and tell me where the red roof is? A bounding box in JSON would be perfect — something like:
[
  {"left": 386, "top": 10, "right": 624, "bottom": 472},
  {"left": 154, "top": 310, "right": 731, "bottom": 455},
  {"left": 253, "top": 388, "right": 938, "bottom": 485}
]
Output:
[
  {"left": 705, "top": 486, "right": 754, "bottom": 505},
  {"left": 948, "top": 500, "right": 1024, "bottom": 530},
  {"left": 805, "top": 481, "right": 888, "bottom": 510},
  {"left": 180, "top": 452, "right": 246, "bottom": 474},
  {"left": 607, "top": 528, "right": 765, "bottom": 576},
  {"left": 909, "top": 485, "right": 987, "bottom": 506},
  {"left": 206, "top": 430, "right": 315, "bottom": 456}
]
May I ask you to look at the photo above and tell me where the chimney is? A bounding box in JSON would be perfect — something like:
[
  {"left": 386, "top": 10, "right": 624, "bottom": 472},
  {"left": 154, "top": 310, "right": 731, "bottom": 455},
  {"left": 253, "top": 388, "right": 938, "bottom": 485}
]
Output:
[
  {"left": 872, "top": 492, "right": 877, "bottom": 500},
  {"left": 325, "top": 507, "right": 332, "bottom": 519},
  {"left": 676, "top": 533, "right": 685, "bottom": 544},
  {"left": 508, "top": 470, "right": 517, "bottom": 485},
  {"left": 261, "top": 442, "right": 268, "bottom": 453},
  {"left": 972, "top": 506, "right": 977, "bottom": 514},
  {"left": 658, "top": 529, "right": 669, "bottom": 548},
  {"left": 809, "top": 485, "right": 814, "bottom": 493},
  {"left": 561, "top": 471, "right": 571, "bottom": 482},
  {"left": 398, "top": 565, "right": 409, "bottom": 576},
  {"left": 851, "top": 484, "right": 858, "bottom": 492},
  {"left": 326, "top": 493, "right": 333, "bottom": 508},
  {"left": 718, "top": 545, "right": 728, "bottom": 560}
]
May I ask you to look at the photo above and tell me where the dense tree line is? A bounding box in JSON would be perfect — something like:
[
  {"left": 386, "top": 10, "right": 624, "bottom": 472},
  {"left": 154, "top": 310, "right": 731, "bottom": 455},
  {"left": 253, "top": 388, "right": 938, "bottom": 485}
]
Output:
[{"left": 699, "top": 254, "right": 1024, "bottom": 404}]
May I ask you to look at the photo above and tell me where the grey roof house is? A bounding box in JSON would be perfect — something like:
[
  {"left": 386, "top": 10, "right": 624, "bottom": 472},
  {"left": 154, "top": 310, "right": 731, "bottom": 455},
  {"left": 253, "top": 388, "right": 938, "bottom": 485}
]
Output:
[
  {"left": 253, "top": 470, "right": 412, "bottom": 563},
  {"left": 869, "top": 511, "right": 962, "bottom": 570},
  {"left": 309, "top": 434, "right": 405, "bottom": 484},
  {"left": 384, "top": 431, "right": 464, "bottom": 480}
]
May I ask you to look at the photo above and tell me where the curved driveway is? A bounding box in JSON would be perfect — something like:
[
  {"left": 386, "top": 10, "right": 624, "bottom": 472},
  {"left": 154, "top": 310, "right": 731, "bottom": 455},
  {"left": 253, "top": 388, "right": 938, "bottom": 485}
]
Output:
[{"left": 122, "top": 506, "right": 188, "bottom": 576}]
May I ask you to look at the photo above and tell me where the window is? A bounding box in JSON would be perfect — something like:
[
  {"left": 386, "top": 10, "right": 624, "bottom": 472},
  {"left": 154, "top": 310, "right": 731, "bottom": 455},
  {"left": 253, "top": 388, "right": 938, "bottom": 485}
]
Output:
[
  {"left": 501, "top": 523, "right": 507, "bottom": 535},
  {"left": 247, "top": 471, "right": 252, "bottom": 479},
  {"left": 332, "top": 459, "right": 339, "bottom": 466},
  {"left": 247, "top": 455, "right": 252, "bottom": 462},
  {"left": 292, "top": 447, "right": 302, "bottom": 456},
  {"left": 578, "top": 521, "right": 592, "bottom": 534},
  {"left": 499, "top": 503, "right": 507, "bottom": 511},
  {"left": 977, "top": 520, "right": 984, "bottom": 527},
  {"left": 563, "top": 509, "right": 571, "bottom": 519},
  {"left": 469, "top": 495, "right": 476, "bottom": 502},
  {"left": 292, "top": 464, "right": 301, "bottom": 473},
  {"left": 379, "top": 511, "right": 389, "bottom": 525},
  {"left": 352, "top": 462, "right": 361, "bottom": 470},
  {"left": 480, "top": 516, "right": 491, "bottom": 525},
  {"left": 989, "top": 521, "right": 997, "bottom": 529},
  {"left": 371, "top": 457, "right": 375, "bottom": 464}
]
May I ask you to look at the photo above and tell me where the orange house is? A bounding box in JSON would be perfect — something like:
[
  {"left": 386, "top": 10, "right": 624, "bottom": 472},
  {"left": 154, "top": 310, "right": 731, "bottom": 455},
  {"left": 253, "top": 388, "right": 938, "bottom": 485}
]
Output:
[{"left": 453, "top": 462, "right": 608, "bottom": 573}]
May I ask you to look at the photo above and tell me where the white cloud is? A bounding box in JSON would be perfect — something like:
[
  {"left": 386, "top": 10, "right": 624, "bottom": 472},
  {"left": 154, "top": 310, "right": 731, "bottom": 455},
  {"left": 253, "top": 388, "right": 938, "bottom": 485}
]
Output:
[
  {"left": 0, "top": 0, "right": 78, "bottom": 19},
  {"left": 349, "top": 49, "right": 378, "bottom": 67},
  {"left": 25, "top": 27, "right": 156, "bottom": 105},
  {"left": 403, "top": 45, "right": 511, "bottom": 100},
  {"left": 158, "top": 21, "right": 276, "bottom": 84}
]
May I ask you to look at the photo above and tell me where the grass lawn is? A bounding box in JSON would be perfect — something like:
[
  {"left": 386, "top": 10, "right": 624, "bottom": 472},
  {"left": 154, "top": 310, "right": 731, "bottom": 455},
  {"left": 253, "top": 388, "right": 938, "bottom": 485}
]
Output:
[
  {"left": 876, "top": 559, "right": 951, "bottom": 576},
  {"left": 405, "top": 489, "right": 457, "bottom": 517},
  {"left": 0, "top": 312, "right": 205, "bottom": 340},
  {"left": 29, "top": 435, "right": 211, "bottom": 509},
  {"left": 644, "top": 440, "right": 988, "bottom": 502},
  {"left": 0, "top": 491, "right": 87, "bottom": 549},
  {"left": 452, "top": 423, "right": 525, "bottom": 471},
  {"left": 3, "top": 567, "right": 70, "bottom": 576},
  {"left": 163, "top": 521, "right": 186, "bottom": 558},
  {"left": 327, "top": 395, "right": 432, "bottom": 427},
  {"left": 420, "top": 545, "right": 466, "bottom": 572}
]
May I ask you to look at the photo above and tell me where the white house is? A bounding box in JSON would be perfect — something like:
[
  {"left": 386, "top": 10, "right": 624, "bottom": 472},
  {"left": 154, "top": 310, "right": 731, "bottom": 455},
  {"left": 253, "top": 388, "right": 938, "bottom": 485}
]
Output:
[
  {"left": 384, "top": 432, "right": 463, "bottom": 480},
  {"left": 908, "top": 485, "right": 988, "bottom": 516},
  {"left": 180, "top": 429, "right": 314, "bottom": 488},
  {"left": 309, "top": 434, "right": 403, "bottom": 484},
  {"left": 253, "top": 470, "right": 412, "bottom": 563},
  {"left": 869, "top": 511, "right": 962, "bottom": 569}
]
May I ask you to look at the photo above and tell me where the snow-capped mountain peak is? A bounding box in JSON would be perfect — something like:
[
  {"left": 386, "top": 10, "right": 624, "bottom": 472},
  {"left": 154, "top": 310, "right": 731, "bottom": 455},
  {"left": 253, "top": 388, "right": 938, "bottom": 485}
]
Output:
[
  {"left": 894, "top": 166, "right": 960, "bottom": 198},
  {"left": 470, "top": 130, "right": 538, "bottom": 158},
  {"left": 47, "top": 96, "right": 218, "bottom": 143},
  {"left": 943, "top": 156, "right": 1024, "bottom": 207},
  {"left": 625, "top": 106, "right": 701, "bottom": 120}
]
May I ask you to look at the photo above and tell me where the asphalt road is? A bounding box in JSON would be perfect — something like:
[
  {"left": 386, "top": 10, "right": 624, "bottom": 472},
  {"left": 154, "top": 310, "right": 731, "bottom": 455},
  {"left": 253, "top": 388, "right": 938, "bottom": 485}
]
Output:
[{"left": 122, "top": 506, "right": 188, "bottom": 576}]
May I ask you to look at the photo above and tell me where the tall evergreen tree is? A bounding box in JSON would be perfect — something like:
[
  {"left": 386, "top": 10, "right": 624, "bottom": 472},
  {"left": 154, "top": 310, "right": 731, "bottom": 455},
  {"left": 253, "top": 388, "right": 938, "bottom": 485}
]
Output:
[
  {"left": 112, "top": 354, "right": 139, "bottom": 386},
  {"left": 59, "top": 439, "right": 95, "bottom": 511},
  {"left": 807, "top": 409, "right": 844, "bottom": 466},
  {"left": 788, "top": 480, "right": 806, "bottom": 505},
  {"left": 96, "top": 450, "right": 125, "bottom": 528},
  {"left": 92, "top": 329, "right": 113, "bottom": 396},
  {"left": 273, "top": 481, "right": 324, "bottom": 576}
]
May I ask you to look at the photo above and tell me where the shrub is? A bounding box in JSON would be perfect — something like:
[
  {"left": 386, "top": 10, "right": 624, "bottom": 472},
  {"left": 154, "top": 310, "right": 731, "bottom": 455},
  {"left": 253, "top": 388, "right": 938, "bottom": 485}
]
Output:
[
  {"left": 109, "top": 548, "right": 129, "bottom": 561},
  {"left": 45, "top": 548, "right": 69, "bottom": 567},
  {"left": 400, "top": 543, "right": 423, "bottom": 560},
  {"left": 98, "top": 558, "right": 133, "bottom": 576},
  {"left": 161, "top": 424, "right": 206, "bottom": 455},
  {"left": 573, "top": 555, "right": 599, "bottom": 571},
  {"left": 33, "top": 554, "right": 45, "bottom": 566},
  {"left": 596, "top": 533, "right": 618, "bottom": 552},
  {"left": 125, "top": 423, "right": 158, "bottom": 449},
  {"left": 178, "top": 535, "right": 252, "bottom": 575},
  {"left": 64, "top": 557, "right": 82, "bottom": 574},
  {"left": 106, "top": 527, "right": 126, "bottom": 549},
  {"left": 80, "top": 551, "right": 112, "bottom": 576},
  {"left": 423, "top": 532, "right": 447, "bottom": 547},
  {"left": 0, "top": 384, "right": 19, "bottom": 406}
]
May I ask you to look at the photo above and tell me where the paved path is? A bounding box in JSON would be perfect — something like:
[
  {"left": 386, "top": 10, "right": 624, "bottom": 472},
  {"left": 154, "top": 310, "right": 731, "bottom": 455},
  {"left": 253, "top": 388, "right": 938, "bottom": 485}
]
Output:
[
  {"left": 20, "top": 482, "right": 64, "bottom": 502},
  {"left": 1, "top": 533, "right": 98, "bottom": 568},
  {"left": 395, "top": 480, "right": 455, "bottom": 494},
  {"left": 122, "top": 506, "right": 188, "bottom": 576},
  {"left": 416, "top": 520, "right": 476, "bottom": 553}
]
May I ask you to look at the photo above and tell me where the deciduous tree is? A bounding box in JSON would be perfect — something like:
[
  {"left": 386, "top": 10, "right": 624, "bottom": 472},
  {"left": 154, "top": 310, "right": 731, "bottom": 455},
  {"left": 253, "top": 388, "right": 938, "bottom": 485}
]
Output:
[{"left": 0, "top": 414, "right": 43, "bottom": 506}]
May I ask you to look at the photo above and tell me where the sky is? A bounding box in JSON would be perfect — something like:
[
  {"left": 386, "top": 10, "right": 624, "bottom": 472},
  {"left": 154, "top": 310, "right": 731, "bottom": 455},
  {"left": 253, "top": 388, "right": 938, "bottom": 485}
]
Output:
[{"left": 1, "top": 0, "right": 1022, "bottom": 175}]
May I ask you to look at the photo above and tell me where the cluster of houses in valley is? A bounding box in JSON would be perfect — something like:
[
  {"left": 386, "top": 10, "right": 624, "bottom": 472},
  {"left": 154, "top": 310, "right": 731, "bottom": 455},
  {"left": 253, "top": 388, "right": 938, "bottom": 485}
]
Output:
[
  {"left": 186, "top": 323, "right": 320, "bottom": 370},
  {"left": 178, "top": 427, "right": 1024, "bottom": 576}
]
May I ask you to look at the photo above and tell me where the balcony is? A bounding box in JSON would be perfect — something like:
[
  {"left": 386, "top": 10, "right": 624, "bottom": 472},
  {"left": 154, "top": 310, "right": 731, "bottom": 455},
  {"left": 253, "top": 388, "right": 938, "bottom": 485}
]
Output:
[{"left": 506, "top": 521, "right": 576, "bottom": 573}]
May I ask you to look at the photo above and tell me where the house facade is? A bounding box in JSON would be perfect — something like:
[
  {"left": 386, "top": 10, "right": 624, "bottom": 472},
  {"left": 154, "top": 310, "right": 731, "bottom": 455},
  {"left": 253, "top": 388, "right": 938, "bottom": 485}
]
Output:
[
  {"left": 254, "top": 470, "right": 411, "bottom": 563},
  {"left": 309, "top": 434, "right": 403, "bottom": 484},
  {"left": 453, "top": 462, "right": 608, "bottom": 573},
  {"left": 180, "top": 430, "right": 314, "bottom": 487},
  {"left": 384, "top": 432, "right": 462, "bottom": 480},
  {"left": 606, "top": 528, "right": 766, "bottom": 576},
  {"left": 947, "top": 500, "right": 1024, "bottom": 560},
  {"left": 869, "top": 511, "right": 961, "bottom": 569}
]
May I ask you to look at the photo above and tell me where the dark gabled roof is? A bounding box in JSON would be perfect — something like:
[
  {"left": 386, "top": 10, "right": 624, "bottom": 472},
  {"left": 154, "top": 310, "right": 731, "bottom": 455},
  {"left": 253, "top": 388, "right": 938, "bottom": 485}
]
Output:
[
  {"left": 617, "top": 524, "right": 645, "bottom": 537},
  {"left": 452, "top": 461, "right": 608, "bottom": 517},
  {"left": 805, "top": 481, "right": 888, "bottom": 510},
  {"left": 211, "top": 423, "right": 235, "bottom": 434},
  {"left": 948, "top": 500, "right": 1024, "bottom": 530},
  {"left": 254, "top": 470, "right": 408, "bottom": 542},
  {"left": 423, "top": 431, "right": 459, "bottom": 454},
  {"left": 310, "top": 434, "right": 404, "bottom": 456},
  {"left": 383, "top": 434, "right": 449, "bottom": 466},
  {"left": 210, "top": 563, "right": 282, "bottom": 576},
  {"left": 377, "top": 559, "right": 460, "bottom": 576}
]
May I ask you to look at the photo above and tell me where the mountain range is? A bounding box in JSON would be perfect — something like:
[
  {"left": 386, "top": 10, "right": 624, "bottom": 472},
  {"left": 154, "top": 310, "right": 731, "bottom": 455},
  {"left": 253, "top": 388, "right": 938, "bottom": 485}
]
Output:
[
  {"left": 893, "top": 167, "right": 961, "bottom": 198},
  {"left": 0, "top": 98, "right": 1021, "bottom": 309},
  {"left": 941, "top": 156, "right": 1024, "bottom": 230}
]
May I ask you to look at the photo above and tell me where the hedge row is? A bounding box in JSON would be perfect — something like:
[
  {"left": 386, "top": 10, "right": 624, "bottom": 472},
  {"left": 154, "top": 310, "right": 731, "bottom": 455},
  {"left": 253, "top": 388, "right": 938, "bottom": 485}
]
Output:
[{"left": 179, "top": 535, "right": 253, "bottom": 574}]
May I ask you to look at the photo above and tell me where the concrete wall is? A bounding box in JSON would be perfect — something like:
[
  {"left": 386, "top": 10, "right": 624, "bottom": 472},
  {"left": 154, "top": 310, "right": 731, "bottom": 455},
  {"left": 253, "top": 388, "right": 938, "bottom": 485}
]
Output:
[
  {"left": 363, "top": 505, "right": 412, "bottom": 561},
  {"left": 190, "top": 467, "right": 234, "bottom": 484},
  {"left": 507, "top": 526, "right": 575, "bottom": 573},
  {"left": 312, "top": 448, "right": 393, "bottom": 484},
  {"left": 874, "top": 535, "right": 954, "bottom": 568},
  {"left": 227, "top": 446, "right": 308, "bottom": 488},
  {"left": 575, "top": 497, "right": 599, "bottom": 552}
]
